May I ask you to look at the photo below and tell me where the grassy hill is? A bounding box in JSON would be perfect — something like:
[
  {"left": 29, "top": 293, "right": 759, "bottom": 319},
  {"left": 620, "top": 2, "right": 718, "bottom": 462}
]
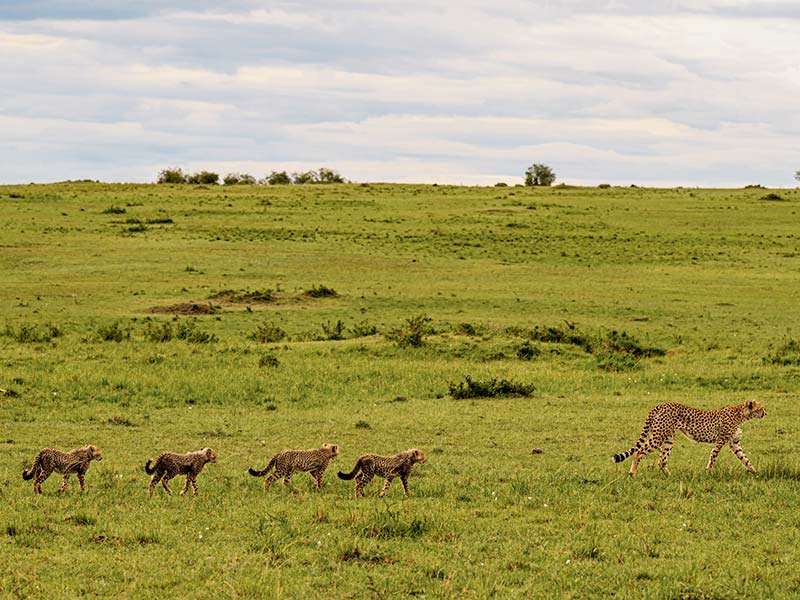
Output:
[{"left": 2, "top": 181, "right": 799, "bottom": 598}]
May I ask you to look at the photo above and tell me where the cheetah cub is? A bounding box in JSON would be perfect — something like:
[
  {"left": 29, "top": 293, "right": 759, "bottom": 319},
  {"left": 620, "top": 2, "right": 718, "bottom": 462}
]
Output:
[
  {"left": 145, "top": 448, "right": 217, "bottom": 497},
  {"left": 248, "top": 443, "right": 339, "bottom": 492},
  {"left": 22, "top": 445, "right": 104, "bottom": 496},
  {"left": 338, "top": 448, "right": 426, "bottom": 498}
]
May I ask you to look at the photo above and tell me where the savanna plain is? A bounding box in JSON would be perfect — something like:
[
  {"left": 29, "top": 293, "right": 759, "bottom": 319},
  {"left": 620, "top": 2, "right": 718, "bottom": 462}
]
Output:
[{"left": 2, "top": 181, "right": 800, "bottom": 599}]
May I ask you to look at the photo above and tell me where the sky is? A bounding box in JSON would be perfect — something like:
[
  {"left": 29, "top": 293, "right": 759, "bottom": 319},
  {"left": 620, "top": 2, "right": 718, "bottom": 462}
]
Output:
[{"left": 1, "top": 1, "right": 799, "bottom": 187}]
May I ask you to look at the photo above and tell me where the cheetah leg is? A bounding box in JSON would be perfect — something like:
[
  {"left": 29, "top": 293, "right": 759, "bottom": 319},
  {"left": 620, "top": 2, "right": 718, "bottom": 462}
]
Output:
[
  {"left": 148, "top": 475, "right": 159, "bottom": 498},
  {"left": 310, "top": 469, "right": 324, "bottom": 489},
  {"left": 706, "top": 439, "right": 727, "bottom": 471},
  {"left": 630, "top": 440, "right": 659, "bottom": 477},
  {"left": 161, "top": 476, "right": 174, "bottom": 495},
  {"left": 657, "top": 436, "right": 674, "bottom": 475},
  {"left": 729, "top": 427, "right": 755, "bottom": 472},
  {"left": 179, "top": 476, "right": 191, "bottom": 496},
  {"left": 379, "top": 478, "right": 394, "bottom": 497},
  {"left": 77, "top": 470, "right": 87, "bottom": 491},
  {"left": 34, "top": 471, "right": 47, "bottom": 496},
  {"left": 58, "top": 473, "right": 70, "bottom": 493},
  {"left": 282, "top": 472, "right": 293, "bottom": 487},
  {"left": 355, "top": 472, "right": 373, "bottom": 498},
  {"left": 264, "top": 472, "right": 280, "bottom": 492},
  {"left": 400, "top": 475, "right": 411, "bottom": 496}
]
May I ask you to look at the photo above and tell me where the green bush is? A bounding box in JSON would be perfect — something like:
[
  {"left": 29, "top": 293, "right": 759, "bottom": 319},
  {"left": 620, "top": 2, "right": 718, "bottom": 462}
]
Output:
[
  {"left": 186, "top": 171, "right": 219, "bottom": 185},
  {"left": 143, "top": 320, "right": 173, "bottom": 343},
  {"left": 175, "top": 319, "right": 217, "bottom": 344},
  {"left": 304, "top": 284, "right": 338, "bottom": 298},
  {"left": 97, "top": 321, "right": 131, "bottom": 342},
  {"left": 157, "top": 168, "right": 187, "bottom": 184},
  {"left": 251, "top": 321, "right": 287, "bottom": 343},
  {"left": 765, "top": 339, "right": 800, "bottom": 366},
  {"left": 448, "top": 376, "right": 535, "bottom": 399},
  {"left": 3, "top": 322, "right": 63, "bottom": 343},
  {"left": 387, "top": 315, "right": 433, "bottom": 348}
]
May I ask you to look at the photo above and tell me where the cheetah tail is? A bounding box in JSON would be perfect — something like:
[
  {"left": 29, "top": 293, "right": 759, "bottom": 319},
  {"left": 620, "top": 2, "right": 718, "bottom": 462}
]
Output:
[
  {"left": 611, "top": 411, "right": 655, "bottom": 464},
  {"left": 144, "top": 460, "right": 156, "bottom": 475},
  {"left": 248, "top": 466, "right": 270, "bottom": 477},
  {"left": 22, "top": 455, "right": 40, "bottom": 480},
  {"left": 337, "top": 461, "right": 362, "bottom": 480}
]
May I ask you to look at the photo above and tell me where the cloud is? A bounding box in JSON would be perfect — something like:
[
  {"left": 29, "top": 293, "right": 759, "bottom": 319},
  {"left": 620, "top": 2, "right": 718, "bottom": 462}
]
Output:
[{"left": 1, "top": 1, "right": 799, "bottom": 185}]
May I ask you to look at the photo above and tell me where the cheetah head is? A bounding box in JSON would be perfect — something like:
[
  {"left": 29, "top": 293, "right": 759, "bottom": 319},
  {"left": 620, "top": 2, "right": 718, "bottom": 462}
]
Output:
[
  {"left": 87, "top": 445, "right": 103, "bottom": 461},
  {"left": 408, "top": 448, "right": 426, "bottom": 464},
  {"left": 203, "top": 448, "right": 218, "bottom": 463},
  {"left": 746, "top": 400, "right": 766, "bottom": 419},
  {"left": 322, "top": 443, "right": 340, "bottom": 459}
]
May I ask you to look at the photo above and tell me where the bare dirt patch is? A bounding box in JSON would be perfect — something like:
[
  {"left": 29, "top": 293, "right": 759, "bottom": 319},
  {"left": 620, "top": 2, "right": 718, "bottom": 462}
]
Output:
[{"left": 147, "top": 302, "right": 219, "bottom": 315}]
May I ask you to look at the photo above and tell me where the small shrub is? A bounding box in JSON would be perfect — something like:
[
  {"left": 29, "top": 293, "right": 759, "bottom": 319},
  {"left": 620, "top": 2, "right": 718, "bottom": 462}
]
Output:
[
  {"left": 251, "top": 321, "right": 287, "bottom": 343},
  {"left": 320, "top": 320, "right": 346, "bottom": 341},
  {"left": 354, "top": 420, "right": 371, "bottom": 429},
  {"left": 175, "top": 319, "right": 217, "bottom": 344},
  {"left": 4, "top": 322, "right": 63, "bottom": 343},
  {"left": 387, "top": 315, "right": 434, "bottom": 348},
  {"left": 102, "top": 205, "right": 126, "bottom": 214},
  {"left": 143, "top": 320, "right": 173, "bottom": 343},
  {"left": 209, "top": 289, "right": 274, "bottom": 303},
  {"left": 304, "top": 284, "right": 338, "bottom": 298},
  {"left": 594, "top": 348, "right": 640, "bottom": 372},
  {"left": 598, "top": 330, "right": 665, "bottom": 359},
  {"left": 761, "top": 192, "right": 785, "bottom": 201},
  {"left": 448, "top": 376, "right": 534, "bottom": 399},
  {"left": 349, "top": 320, "right": 378, "bottom": 337},
  {"left": 764, "top": 338, "right": 800, "bottom": 366},
  {"left": 494, "top": 182, "right": 508, "bottom": 187},
  {"left": 598, "top": 183, "right": 611, "bottom": 189},
  {"left": 453, "top": 322, "right": 479, "bottom": 336},
  {"left": 97, "top": 321, "right": 131, "bottom": 342},
  {"left": 258, "top": 354, "right": 280, "bottom": 368},
  {"left": 516, "top": 341, "right": 541, "bottom": 360},
  {"left": 509, "top": 323, "right": 593, "bottom": 352}
]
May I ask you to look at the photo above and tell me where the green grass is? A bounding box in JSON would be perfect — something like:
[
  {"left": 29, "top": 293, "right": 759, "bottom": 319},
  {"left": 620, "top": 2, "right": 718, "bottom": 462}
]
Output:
[{"left": 2, "top": 181, "right": 800, "bottom": 598}]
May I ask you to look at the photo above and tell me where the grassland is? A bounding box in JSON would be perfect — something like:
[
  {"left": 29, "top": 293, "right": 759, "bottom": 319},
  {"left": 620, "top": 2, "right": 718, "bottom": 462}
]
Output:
[{"left": 1, "top": 181, "right": 800, "bottom": 599}]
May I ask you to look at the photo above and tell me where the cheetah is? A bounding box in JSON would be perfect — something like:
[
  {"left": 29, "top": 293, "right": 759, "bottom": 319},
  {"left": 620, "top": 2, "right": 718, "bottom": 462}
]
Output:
[
  {"left": 337, "top": 448, "right": 426, "bottom": 498},
  {"left": 612, "top": 400, "right": 766, "bottom": 477},
  {"left": 248, "top": 443, "right": 339, "bottom": 492},
  {"left": 145, "top": 448, "right": 217, "bottom": 497},
  {"left": 22, "top": 445, "right": 103, "bottom": 496}
]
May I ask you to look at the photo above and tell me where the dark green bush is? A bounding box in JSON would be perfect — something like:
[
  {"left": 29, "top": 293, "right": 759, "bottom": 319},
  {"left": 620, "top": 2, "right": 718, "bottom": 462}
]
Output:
[
  {"left": 304, "top": 284, "right": 338, "bottom": 298},
  {"left": 251, "top": 321, "right": 287, "bottom": 343},
  {"left": 97, "top": 321, "right": 131, "bottom": 342},
  {"left": 765, "top": 339, "right": 800, "bottom": 366},
  {"left": 448, "top": 376, "right": 534, "bottom": 399},
  {"left": 387, "top": 315, "right": 434, "bottom": 348}
]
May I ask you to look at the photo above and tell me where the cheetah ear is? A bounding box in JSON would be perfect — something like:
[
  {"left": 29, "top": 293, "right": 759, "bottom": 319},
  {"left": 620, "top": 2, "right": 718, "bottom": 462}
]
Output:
[{"left": 747, "top": 400, "right": 755, "bottom": 410}]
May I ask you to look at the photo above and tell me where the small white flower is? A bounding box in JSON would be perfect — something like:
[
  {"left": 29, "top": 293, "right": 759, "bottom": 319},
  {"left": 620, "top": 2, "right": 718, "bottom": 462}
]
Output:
[{"left": 566, "top": 559, "right": 571, "bottom": 565}]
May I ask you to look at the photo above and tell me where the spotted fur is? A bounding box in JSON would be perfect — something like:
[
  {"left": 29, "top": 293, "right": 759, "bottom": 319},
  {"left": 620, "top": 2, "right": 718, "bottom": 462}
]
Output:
[
  {"left": 612, "top": 400, "right": 766, "bottom": 476},
  {"left": 22, "top": 445, "right": 104, "bottom": 496},
  {"left": 337, "top": 448, "right": 426, "bottom": 498},
  {"left": 248, "top": 443, "right": 339, "bottom": 492},
  {"left": 145, "top": 448, "right": 217, "bottom": 497}
]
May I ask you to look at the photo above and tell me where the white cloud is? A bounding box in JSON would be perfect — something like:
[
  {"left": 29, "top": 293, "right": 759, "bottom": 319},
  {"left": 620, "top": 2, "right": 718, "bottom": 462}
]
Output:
[{"left": 1, "top": 1, "right": 799, "bottom": 185}]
